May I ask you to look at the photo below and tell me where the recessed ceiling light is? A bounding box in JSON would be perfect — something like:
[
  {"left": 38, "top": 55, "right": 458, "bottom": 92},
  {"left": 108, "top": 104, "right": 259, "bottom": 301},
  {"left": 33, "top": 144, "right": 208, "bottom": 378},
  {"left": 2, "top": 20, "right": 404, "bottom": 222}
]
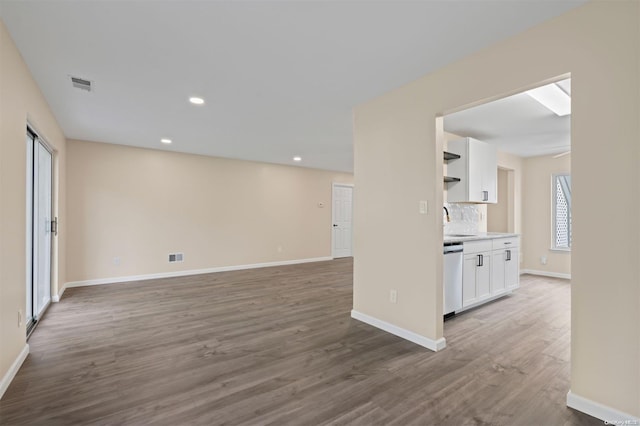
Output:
[
  {"left": 161, "top": 138, "right": 172, "bottom": 144},
  {"left": 189, "top": 97, "right": 205, "bottom": 105},
  {"left": 526, "top": 83, "right": 571, "bottom": 116},
  {"left": 293, "top": 156, "right": 302, "bottom": 162}
]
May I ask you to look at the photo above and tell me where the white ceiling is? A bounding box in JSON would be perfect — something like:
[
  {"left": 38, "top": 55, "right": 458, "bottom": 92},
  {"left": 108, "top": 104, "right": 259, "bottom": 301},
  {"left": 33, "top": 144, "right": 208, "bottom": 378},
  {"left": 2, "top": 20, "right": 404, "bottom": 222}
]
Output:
[
  {"left": 0, "top": 1, "right": 583, "bottom": 172},
  {"left": 444, "top": 79, "right": 571, "bottom": 157}
]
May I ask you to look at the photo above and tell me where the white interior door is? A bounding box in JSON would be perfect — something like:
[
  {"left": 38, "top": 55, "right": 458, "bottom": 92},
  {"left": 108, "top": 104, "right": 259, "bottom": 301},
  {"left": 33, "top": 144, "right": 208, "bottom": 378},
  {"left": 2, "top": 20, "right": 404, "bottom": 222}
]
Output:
[
  {"left": 33, "top": 138, "right": 52, "bottom": 319},
  {"left": 332, "top": 184, "right": 353, "bottom": 258}
]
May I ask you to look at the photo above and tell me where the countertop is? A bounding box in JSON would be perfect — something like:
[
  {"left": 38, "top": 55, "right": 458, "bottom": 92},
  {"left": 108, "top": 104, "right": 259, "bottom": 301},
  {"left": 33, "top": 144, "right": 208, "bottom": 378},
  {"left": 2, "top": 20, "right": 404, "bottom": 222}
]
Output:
[{"left": 444, "top": 232, "right": 519, "bottom": 244}]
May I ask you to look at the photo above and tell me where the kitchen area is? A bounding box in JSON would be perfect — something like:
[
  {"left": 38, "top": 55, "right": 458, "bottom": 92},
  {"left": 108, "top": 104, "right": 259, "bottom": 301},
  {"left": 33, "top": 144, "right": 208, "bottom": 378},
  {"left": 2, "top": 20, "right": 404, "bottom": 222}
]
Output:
[
  {"left": 441, "top": 78, "right": 571, "bottom": 319},
  {"left": 442, "top": 136, "right": 520, "bottom": 317}
]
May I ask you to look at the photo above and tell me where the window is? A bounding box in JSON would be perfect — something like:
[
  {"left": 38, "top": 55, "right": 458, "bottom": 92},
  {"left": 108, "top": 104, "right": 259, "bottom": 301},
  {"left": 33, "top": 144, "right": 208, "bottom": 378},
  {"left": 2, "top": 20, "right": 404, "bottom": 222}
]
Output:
[{"left": 553, "top": 174, "right": 571, "bottom": 250}]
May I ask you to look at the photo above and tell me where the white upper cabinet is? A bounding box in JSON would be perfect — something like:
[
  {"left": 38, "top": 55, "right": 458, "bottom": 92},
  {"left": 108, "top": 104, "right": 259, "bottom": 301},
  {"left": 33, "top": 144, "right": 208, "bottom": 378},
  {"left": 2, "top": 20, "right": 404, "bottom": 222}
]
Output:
[{"left": 446, "top": 137, "right": 497, "bottom": 204}]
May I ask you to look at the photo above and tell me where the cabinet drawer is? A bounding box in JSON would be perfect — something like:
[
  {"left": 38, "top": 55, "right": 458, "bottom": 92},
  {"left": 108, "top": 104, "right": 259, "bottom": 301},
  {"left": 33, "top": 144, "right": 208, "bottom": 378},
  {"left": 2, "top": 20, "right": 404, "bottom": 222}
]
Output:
[
  {"left": 492, "top": 237, "right": 519, "bottom": 250},
  {"left": 463, "top": 240, "right": 493, "bottom": 254}
]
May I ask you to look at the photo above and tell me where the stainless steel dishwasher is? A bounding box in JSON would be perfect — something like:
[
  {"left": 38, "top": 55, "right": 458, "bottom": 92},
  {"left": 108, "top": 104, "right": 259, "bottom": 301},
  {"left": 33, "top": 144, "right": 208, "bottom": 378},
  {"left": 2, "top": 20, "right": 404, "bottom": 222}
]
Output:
[{"left": 444, "top": 242, "right": 463, "bottom": 316}]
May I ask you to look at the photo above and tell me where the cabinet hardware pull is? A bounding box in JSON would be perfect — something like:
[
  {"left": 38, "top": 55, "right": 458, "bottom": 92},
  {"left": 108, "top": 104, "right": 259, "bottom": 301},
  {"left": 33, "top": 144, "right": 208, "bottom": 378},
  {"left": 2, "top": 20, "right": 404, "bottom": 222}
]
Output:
[
  {"left": 482, "top": 191, "right": 489, "bottom": 201},
  {"left": 506, "top": 250, "right": 511, "bottom": 261}
]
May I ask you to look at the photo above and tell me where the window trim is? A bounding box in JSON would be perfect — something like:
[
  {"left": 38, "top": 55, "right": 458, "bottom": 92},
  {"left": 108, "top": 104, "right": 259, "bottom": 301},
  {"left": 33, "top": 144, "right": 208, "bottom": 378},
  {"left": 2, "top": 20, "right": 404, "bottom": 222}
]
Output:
[{"left": 551, "top": 172, "right": 571, "bottom": 251}]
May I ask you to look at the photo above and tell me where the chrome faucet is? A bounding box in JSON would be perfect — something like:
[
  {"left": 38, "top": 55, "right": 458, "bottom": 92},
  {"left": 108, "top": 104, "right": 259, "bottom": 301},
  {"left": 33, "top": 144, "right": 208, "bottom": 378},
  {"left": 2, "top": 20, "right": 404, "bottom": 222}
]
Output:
[{"left": 443, "top": 206, "right": 450, "bottom": 222}]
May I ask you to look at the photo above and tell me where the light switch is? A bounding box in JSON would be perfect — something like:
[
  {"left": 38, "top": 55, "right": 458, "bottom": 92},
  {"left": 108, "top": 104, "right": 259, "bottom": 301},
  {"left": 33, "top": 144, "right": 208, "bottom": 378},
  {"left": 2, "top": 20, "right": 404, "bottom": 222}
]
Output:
[{"left": 419, "top": 200, "right": 428, "bottom": 214}]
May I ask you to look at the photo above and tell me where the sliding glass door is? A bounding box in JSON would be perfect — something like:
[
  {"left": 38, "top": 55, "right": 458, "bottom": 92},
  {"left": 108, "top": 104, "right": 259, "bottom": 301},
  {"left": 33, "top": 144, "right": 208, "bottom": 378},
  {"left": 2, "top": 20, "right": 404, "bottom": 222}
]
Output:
[{"left": 26, "top": 128, "right": 53, "bottom": 334}]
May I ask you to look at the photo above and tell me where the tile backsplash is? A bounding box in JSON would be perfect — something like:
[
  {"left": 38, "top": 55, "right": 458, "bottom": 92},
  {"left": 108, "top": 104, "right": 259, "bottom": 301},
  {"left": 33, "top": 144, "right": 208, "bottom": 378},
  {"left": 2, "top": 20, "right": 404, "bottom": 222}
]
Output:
[{"left": 444, "top": 202, "right": 481, "bottom": 235}]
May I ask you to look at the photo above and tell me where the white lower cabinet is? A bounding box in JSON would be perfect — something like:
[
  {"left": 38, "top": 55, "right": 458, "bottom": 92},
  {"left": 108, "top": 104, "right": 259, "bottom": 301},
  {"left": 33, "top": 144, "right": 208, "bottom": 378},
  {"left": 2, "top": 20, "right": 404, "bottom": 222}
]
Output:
[
  {"left": 505, "top": 248, "right": 520, "bottom": 290},
  {"left": 491, "top": 250, "right": 507, "bottom": 295},
  {"left": 462, "top": 251, "right": 491, "bottom": 308},
  {"left": 461, "top": 237, "right": 520, "bottom": 311},
  {"left": 492, "top": 248, "right": 520, "bottom": 294}
]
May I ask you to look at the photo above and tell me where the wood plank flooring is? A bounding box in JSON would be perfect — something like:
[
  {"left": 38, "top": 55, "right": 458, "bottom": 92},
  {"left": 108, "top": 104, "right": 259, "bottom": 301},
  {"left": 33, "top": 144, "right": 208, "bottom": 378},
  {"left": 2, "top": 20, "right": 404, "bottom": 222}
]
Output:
[{"left": 0, "top": 259, "right": 599, "bottom": 425}]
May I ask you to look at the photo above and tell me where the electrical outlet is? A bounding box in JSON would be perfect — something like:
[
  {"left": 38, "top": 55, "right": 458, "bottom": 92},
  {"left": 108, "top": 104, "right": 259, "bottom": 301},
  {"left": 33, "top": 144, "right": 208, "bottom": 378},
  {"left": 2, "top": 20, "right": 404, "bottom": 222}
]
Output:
[
  {"left": 540, "top": 256, "right": 547, "bottom": 265},
  {"left": 113, "top": 256, "right": 121, "bottom": 266},
  {"left": 18, "top": 309, "right": 22, "bottom": 327},
  {"left": 390, "top": 290, "right": 397, "bottom": 303},
  {"left": 277, "top": 245, "right": 283, "bottom": 253}
]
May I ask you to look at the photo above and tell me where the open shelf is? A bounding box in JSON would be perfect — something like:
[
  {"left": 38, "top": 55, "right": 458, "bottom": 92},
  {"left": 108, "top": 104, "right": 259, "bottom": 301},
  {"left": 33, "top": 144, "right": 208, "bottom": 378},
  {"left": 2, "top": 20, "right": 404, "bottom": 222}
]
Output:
[
  {"left": 444, "top": 176, "right": 461, "bottom": 183},
  {"left": 444, "top": 151, "right": 461, "bottom": 161}
]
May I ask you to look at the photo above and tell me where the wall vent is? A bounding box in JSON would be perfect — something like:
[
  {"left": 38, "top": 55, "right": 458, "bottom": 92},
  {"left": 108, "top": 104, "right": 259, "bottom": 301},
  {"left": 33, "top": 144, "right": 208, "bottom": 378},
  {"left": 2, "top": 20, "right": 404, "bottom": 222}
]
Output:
[
  {"left": 168, "top": 253, "right": 184, "bottom": 263},
  {"left": 71, "top": 76, "right": 92, "bottom": 91}
]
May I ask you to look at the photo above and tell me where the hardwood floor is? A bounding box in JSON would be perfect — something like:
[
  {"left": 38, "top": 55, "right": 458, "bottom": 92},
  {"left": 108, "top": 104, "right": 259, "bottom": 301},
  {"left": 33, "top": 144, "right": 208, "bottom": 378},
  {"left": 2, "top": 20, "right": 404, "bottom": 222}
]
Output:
[{"left": 0, "top": 259, "right": 599, "bottom": 425}]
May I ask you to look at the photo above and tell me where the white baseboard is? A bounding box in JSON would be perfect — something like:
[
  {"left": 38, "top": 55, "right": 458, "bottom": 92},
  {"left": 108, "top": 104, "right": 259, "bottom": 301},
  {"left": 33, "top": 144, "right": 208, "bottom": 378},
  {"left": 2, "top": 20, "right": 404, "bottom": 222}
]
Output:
[
  {"left": 567, "top": 390, "right": 639, "bottom": 423},
  {"left": 52, "top": 284, "right": 66, "bottom": 302},
  {"left": 521, "top": 269, "right": 571, "bottom": 280},
  {"left": 351, "top": 310, "right": 446, "bottom": 352},
  {"left": 0, "top": 344, "right": 29, "bottom": 400},
  {"left": 65, "top": 256, "right": 334, "bottom": 288}
]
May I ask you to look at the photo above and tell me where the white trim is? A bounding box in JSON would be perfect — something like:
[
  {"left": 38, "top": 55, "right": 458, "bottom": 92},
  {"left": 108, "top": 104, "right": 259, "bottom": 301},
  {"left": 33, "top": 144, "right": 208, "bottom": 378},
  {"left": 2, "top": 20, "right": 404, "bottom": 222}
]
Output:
[
  {"left": 567, "top": 391, "right": 639, "bottom": 424},
  {"left": 0, "top": 344, "right": 29, "bottom": 400},
  {"left": 65, "top": 257, "right": 333, "bottom": 288},
  {"left": 351, "top": 310, "right": 446, "bottom": 352},
  {"left": 26, "top": 119, "right": 55, "bottom": 152},
  {"left": 549, "top": 247, "right": 571, "bottom": 253},
  {"left": 520, "top": 269, "right": 571, "bottom": 280},
  {"left": 26, "top": 130, "right": 34, "bottom": 323},
  {"left": 331, "top": 182, "right": 354, "bottom": 259},
  {"left": 52, "top": 283, "right": 66, "bottom": 302},
  {"left": 552, "top": 172, "right": 572, "bottom": 251}
]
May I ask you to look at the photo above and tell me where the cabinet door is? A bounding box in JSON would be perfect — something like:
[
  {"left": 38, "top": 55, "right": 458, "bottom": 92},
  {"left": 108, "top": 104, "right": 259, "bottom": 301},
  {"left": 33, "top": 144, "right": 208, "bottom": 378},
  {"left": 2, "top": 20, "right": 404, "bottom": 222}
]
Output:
[
  {"left": 481, "top": 143, "right": 498, "bottom": 203},
  {"left": 467, "top": 139, "right": 497, "bottom": 203},
  {"left": 467, "top": 140, "right": 484, "bottom": 202},
  {"left": 505, "top": 249, "right": 520, "bottom": 290},
  {"left": 463, "top": 254, "right": 479, "bottom": 307},
  {"left": 476, "top": 252, "right": 491, "bottom": 300},
  {"left": 492, "top": 250, "right": 507, "bottom": 295}
]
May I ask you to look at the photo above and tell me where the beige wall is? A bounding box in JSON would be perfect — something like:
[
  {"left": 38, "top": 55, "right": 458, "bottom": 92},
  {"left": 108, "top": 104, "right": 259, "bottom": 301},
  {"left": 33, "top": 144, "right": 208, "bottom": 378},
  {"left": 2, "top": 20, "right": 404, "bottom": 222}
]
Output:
[
  {"left": 354, "top": 1, "right": 638, "bottom": 417},
  {"left": 487, "top": 168, "right": 509, "bottom": 233},
  {"left": 66, "top": 140, "right": 352, "bottom": 282},
  {"left": 497, "top": 151, "right": 523, "bottom": 235},
  {"left": 0, "top": 21, "right": 67, "bottom": 386},
  {"left": 522, "top": 154, "right": 571, "bottom": 275}
]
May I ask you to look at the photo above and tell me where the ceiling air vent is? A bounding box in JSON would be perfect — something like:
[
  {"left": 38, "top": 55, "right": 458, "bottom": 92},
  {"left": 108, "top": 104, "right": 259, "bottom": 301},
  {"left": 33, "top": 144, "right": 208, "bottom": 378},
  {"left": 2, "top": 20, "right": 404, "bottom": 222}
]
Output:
[{"left": 71, "top": 76, "right": 92, "bottom": 92}]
